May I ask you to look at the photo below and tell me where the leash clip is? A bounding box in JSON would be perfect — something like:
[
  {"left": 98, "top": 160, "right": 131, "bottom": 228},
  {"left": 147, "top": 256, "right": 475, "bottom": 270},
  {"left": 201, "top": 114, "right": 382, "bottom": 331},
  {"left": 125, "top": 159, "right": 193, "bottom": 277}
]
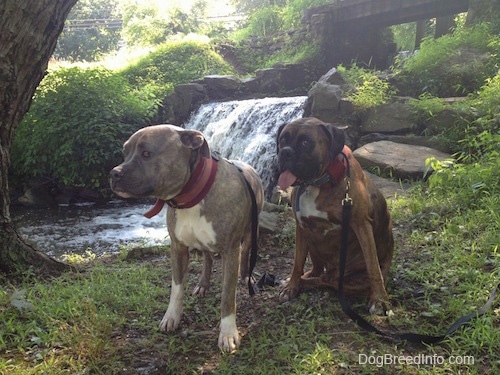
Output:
[
  {"left": 342, "top": 194, "right": 352, "bottom": 206},
  {"left": 342, "top": 178, "right": 352, "bottom": 206}
]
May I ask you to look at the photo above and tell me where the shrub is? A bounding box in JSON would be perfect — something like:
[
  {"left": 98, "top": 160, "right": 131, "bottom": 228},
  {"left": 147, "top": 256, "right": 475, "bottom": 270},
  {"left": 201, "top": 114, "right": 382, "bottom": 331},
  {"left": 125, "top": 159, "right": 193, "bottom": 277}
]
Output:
[
  {"left": 338, "top": 64, "right": 395, "bottom": 109},
  {"left": 408, "top": 71, "right": 500, "bottom": 158},
  {"left": 458, "top": 72, "right": 500, "bottom": 161},
  {"left": 11, "top": 66, "right": 158, "bottom": 194},
  {"left": 120, "top": 39, "right": 234, "bottom": 97},
  {"left": 231, "top": 6, "right": 284, "bottom": 42},
  {"left": 395, "top": 23, "right": 500, "bottom": 97}
]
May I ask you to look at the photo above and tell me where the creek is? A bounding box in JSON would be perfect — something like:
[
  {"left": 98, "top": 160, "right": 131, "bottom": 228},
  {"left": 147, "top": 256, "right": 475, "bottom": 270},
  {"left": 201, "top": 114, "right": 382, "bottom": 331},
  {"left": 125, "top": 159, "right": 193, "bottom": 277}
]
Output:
[{"left": 13, "top": 96, "right": 306, "bottom": 259}]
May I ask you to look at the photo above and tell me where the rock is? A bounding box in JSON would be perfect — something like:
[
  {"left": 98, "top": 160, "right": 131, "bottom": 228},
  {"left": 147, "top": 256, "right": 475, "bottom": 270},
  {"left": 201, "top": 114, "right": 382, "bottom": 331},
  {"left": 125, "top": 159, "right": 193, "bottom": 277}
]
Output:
[
  {"left": 364, "top": 172, "right": 409, "bottom": 199},
  {"left": 353, "top": 141, "right": 451, "bottom": 180},
  {"left": 303, "top": 67, "right": 348, "bottom": 122},
  {"left": 255, "top": 66, "right": 305, "bottom": 93},
  {"left": 360, "top": 102, "right": 415, "bottom": 134},
  {"left": 18, "top": 182, "right": 58, "bottom": 207},
  {"left": 273, "top": 63, "right": 307, "bottom": 91},
  {"left": 198, "top": 75, "right": 241, "bottom": 99},
  {"left": 317, "top": 67, "right": 345, "bottom": 85},
  {"left": 259, "top": 211, "right": 280, "bottom": 234},
  {"left": 159, "top": 83, "right": 208, "bottom": 125},
  {"left": 359, "top": 133, "right": 450, "bottom": 153},
  {"left": 303, "top": 81, "right": 343, "bottom": 123},
  {"left": 241, "top": 77, "right": 261, "bottom": 93}
]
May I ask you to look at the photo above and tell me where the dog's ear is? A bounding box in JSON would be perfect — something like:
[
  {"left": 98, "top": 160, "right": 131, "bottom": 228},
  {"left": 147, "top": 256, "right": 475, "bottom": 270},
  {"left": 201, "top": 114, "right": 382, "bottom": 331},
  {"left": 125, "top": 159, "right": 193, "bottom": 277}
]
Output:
[
  {"left": 276, "top": 123, "right": 287, "bottom": 154},
  {"left": 179, "top": 129, "right": 211, "bottom": 158},
  {"left": 319, "top": 123, "right": 346, "bottom": 158}
]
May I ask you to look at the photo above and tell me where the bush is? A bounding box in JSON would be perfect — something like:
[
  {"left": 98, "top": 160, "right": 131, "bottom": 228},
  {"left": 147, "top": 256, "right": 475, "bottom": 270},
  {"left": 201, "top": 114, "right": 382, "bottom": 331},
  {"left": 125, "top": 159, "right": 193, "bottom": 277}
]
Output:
[
  {"left": 11, "top": 66, "right": 158, "bottom": 194},
  {"left": 394, "top": 23, "right": 500, "bottom": 97},
  {"left": 120, "top": 39, "right": 234, "bottom": 97},
  {"left": 458, "top": 72, "right": 500, "bottom": 161},
  {"left": 231, "top": 6, "right": 284, "bottom": 41},
  {"left": 338, "top": 64, "right": 395, "bottom": 109},
  {"left": 408, "top": 71, "right": 500, "bottom": 158}
]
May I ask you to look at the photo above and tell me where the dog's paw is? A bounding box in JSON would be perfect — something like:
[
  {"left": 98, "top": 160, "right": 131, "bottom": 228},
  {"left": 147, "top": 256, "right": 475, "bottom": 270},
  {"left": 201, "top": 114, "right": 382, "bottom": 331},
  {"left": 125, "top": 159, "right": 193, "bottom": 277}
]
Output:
[
  {"left": 192, "top": 284, "right": 208, "bottom": 297},
  {"left": 278, "top": 279, "right": 300, "bottom": 302},
  {"left": 368, "top": 300, "right": 394, "bottom": 317},
  {"left": 218, "top": 315, "right": 240, "bottom": 353},
  {"left": 159, "top": 309, "right": 182, "bottom": 332}
]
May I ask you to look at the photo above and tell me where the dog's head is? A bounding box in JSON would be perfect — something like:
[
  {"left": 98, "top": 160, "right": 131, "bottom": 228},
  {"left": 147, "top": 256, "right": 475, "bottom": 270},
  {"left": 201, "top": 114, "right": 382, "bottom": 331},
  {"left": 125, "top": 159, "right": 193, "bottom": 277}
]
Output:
[
  {"left": 109, "top": 124, "right": 210, "bottom": 199},
  {"left": 276, "top": 117, "right": 345, "bottom": 190}
]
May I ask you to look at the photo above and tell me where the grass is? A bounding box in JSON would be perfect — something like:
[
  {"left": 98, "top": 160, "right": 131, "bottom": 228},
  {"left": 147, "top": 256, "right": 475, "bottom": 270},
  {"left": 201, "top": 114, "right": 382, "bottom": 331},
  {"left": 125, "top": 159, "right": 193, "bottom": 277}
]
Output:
[
  {"left": 2, "top": 129, "right": 499, "bottom": 373},
  {"left": 1, "top": 176, "right": 498, "bottom": 374},
  {"left": 2, "top": 136, "right": 499, "bottom": 373}
]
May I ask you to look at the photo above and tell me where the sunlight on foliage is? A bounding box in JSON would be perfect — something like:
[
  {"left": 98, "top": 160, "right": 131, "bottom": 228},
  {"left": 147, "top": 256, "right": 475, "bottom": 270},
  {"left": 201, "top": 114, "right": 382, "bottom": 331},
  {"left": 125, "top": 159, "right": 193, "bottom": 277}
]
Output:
[
  {"left": 338, "top": 64, "right": 395, "bottom": 109},
  {"left": 11, "top": 66, "right": 158, "bottom": 193}
]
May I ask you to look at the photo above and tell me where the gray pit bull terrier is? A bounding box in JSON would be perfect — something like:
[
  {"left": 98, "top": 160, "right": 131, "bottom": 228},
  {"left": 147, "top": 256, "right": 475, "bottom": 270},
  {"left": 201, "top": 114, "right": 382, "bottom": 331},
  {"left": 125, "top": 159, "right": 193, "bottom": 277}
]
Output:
[{"left": 109, "top": 124, "right": 264, "bottom": 352}]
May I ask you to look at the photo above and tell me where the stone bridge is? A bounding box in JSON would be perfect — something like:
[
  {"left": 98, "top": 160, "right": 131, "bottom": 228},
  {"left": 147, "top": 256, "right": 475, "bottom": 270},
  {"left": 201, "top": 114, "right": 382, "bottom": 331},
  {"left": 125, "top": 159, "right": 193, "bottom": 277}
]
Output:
[
  {"left": 303, "top": 0, "right": 469, "bottom": 29},
  {"left": 304, "top": 0, "right": 470, "bottom": 69}
]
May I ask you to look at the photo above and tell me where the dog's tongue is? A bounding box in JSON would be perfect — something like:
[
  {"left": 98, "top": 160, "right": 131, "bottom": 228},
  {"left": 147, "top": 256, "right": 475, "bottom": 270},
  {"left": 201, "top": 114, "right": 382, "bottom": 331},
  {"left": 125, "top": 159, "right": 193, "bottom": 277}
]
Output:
[{"left": 278, "top": 170, "right": 297, "bottom": 190}]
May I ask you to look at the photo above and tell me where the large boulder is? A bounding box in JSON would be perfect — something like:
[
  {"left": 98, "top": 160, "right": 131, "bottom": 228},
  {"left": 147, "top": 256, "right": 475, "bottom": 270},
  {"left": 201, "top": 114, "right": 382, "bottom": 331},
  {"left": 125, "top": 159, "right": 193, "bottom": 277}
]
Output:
[
  {"left": 359, "top": 133, "right": 450, "bottom": 153},
  {"left": 254, "top": 64, "right": 307, "bottom": 94},
  {"left": 303, "top": 67, "right": 347, "bottom": 122},
  {"left": 197, "top": 75, "right": 241, "bottom": 99},
  {"left": 303, "top": 81, "right": 343, "bottom": 123},
  {"left": 359, "top": 102, "right": 415, "bottom": 134},
  {"left": 353, "top": 141, "right": 451, "bottom": 180},
  {"left": 158, "top": 83, "right": 208, "bottom": 125}
]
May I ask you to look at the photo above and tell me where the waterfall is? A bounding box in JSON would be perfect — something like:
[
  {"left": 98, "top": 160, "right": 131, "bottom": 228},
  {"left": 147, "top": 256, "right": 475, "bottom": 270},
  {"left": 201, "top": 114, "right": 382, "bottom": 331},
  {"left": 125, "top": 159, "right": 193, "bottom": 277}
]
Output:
[{"left": 185, "top": 96, "right": 306, "bottom": 197}]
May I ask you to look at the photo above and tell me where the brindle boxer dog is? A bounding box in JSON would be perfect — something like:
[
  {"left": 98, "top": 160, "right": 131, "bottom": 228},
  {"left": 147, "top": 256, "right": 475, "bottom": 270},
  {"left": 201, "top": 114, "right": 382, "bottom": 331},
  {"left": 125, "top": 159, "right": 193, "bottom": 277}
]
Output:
[
  {"left": 276, "top": 117, "right": 393, "bottom": 315},
  {"left": 110, "top": 124, "right": 264, "bottom": 352}
]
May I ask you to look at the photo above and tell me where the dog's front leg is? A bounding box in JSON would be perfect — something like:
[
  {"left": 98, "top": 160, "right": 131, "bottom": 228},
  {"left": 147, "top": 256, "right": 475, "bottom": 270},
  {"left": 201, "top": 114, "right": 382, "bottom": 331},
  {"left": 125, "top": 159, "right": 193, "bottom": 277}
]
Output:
[
  {"left": 159, "top": 243, "right": 190, "bottom": 332},
  {"left": 279, "top": 226, "right": 308, "bottom": 301},
  {"left": 193, "top": 251, "right": 213, "bottom": 297},
  {"left": 218, "top": 249, "right": 240, "bottom": 352},
  {"left": 351, "top": 221, "right": 392, "bottom": 315}
]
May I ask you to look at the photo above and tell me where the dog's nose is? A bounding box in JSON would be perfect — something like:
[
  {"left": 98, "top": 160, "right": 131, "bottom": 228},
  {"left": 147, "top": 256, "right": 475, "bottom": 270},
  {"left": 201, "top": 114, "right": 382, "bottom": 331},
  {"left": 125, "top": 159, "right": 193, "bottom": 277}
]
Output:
[
  {"left": 279, "top": 147, "right": 295, "bottom": 161},
  {"left": 110, "top": 166, "right": 124, "bottom": 181}
]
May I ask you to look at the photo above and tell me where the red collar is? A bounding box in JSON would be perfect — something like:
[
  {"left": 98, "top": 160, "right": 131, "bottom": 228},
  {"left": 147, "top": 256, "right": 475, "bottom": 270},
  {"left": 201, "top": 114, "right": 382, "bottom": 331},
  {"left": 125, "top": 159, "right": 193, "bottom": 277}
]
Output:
[
  {"left": 326, "top": 146, "right": 349, "bottom": 185},
  {"left": 143, "top": 155, "right": 218, "bottom": 218}
]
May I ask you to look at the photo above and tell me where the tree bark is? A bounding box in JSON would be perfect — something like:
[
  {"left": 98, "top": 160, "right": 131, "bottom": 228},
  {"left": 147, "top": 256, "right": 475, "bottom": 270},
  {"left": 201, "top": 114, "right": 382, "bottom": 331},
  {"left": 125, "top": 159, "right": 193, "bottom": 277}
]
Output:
[
  {"left": 466, "top": 0, "right": 500, "bottom": 25},
  {"left": 0, "top": 0, "right": 78, "bottom": 275}
]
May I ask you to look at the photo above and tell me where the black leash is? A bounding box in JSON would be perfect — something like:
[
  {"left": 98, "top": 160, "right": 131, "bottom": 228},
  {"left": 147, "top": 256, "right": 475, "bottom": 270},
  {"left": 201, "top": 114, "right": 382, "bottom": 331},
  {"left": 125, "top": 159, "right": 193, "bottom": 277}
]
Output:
[
  {"left": 338, "top": 161, "right": 499, "bottom": 344},
  {"left": 243, "top": 176, "right": 259, "bottom": 296}
]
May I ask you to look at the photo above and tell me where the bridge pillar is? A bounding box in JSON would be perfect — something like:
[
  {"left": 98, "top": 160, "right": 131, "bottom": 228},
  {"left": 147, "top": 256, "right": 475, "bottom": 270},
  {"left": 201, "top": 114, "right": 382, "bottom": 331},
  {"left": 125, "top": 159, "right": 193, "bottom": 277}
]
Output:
[
  {"left": 309, "top": 12, "right": 396, "bottom": 70},
  {"left": 435, "top": 15, "right": 456, "bottom": 38}
]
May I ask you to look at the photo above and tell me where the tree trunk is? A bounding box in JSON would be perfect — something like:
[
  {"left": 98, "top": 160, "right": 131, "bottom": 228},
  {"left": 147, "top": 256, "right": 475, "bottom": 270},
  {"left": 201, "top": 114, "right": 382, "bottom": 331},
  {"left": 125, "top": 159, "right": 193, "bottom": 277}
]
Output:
[
  {"left": 0, "top": 0, "right": 78, "bottom": 275},
  {"left": 466, "top": 0, "right": 500, "bottom": 25}
]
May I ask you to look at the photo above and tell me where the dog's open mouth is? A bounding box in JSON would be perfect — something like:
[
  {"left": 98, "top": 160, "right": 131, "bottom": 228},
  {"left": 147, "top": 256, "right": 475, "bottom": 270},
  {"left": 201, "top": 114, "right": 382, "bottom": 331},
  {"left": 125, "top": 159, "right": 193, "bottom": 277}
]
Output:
[{"left": 277, "top": 170, "right": 298, "bottom": 190}]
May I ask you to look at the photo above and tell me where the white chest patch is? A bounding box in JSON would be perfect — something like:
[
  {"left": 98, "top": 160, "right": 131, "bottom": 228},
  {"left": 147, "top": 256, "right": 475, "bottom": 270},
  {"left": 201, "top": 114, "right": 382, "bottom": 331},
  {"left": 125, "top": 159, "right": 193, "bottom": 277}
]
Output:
[
  {"left": 173, "top": 204, "right": 217, "bottom": 250},
  {"left": 296, "top": 187, "right": 328, "bottom": 224},
  {"left": 296, "top": 187, "right": 340, "bottom": 233}
]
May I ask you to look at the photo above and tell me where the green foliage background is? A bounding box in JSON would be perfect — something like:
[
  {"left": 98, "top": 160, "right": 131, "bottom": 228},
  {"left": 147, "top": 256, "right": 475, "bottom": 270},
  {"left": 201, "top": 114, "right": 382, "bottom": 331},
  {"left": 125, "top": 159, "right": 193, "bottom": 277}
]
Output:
[
  {"left": 11, "top": 67, "right": 158, "bottom": 192},
  {"left": 10, "top": 40, "right": 234, "bottom": 195},
  {"left": 395, "top": 23, "right": 500, "bottom": 97},
  {"left": 120, "top": 40, "right": 234, "bottom": 98}
]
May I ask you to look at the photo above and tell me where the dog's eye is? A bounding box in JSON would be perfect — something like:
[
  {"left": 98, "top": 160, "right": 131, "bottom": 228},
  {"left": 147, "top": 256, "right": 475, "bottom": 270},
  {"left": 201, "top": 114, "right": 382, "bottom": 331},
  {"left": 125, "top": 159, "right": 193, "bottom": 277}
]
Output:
[
  {"left": 142, "top": 151, "right": 151, "bottom": 158},
  {"left": 300, "top": 139, "right": 311, "bottom": 149}
]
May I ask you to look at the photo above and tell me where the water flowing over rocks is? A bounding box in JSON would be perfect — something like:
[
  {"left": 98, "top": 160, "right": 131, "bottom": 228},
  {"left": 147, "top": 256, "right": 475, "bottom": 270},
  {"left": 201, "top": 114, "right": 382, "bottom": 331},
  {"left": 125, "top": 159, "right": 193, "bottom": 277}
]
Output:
[{"left": 185, "top": 96, "right": 307, "bottom": 198}]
